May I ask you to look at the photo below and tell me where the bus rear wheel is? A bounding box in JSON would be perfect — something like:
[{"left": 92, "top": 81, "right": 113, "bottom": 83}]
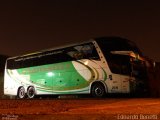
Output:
[
  {"left": 17, "top": 86, "right": 25, "bottom": 99},
  {"left": 91, "top": 83, "right": 106, "bottom": 98},
  {"left": 27, "top": 86, "right": 35, "bottom": 99}
]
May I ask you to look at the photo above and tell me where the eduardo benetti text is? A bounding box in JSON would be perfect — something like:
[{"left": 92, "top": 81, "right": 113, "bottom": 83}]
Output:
[{"left": 117, "top": 114, "right": 158, "bottom": 120}]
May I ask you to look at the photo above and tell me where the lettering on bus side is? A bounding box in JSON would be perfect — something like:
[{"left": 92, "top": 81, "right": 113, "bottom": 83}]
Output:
[
  {"left": 112, "top": 86, "right": 118, "bottom": 90},
  {"left": 21, "top": 63, "right": 71, "bottom": 74}
]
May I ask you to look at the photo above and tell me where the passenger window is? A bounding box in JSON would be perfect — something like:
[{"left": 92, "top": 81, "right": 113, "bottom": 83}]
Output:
[{"left": 107, "top": 54, "right": 131, "bottom": 75}]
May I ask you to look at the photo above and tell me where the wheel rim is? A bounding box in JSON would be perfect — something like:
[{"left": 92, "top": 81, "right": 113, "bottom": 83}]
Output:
[
  {"left": 18, "top": 87, "right": 25, "bottom": 99},
  {"left": 95, "top": 87, "right": 103, "bottom": 96},
  {"left": 28, "top": 87, "right": 35, "bottom": 98}
]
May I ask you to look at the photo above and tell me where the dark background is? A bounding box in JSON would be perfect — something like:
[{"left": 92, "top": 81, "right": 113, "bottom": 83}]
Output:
[{"left": 0, "top": 1, "right": 160, "bottom": 61}]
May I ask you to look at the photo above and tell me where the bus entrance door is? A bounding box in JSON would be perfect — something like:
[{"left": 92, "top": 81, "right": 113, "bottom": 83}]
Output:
[
  {"left": 109, "top": 74, "right": 122, "bottom": 93},
  {"left": 121, "top": 75, "right": 130, "bottom": 93}
]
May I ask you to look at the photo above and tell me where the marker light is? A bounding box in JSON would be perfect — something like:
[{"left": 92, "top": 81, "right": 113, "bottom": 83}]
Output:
[
  {"left": 84, "top": 60, "right": 89, "bottom": 65},
  {"left": 47, "top": 72, "right": 54, "bottom": 77}
]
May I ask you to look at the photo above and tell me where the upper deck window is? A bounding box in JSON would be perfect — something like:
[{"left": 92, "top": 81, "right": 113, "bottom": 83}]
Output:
[
  {"left": 96, "top": 37, "right": 142, "bottom": 56},
  {"left": 7, "top": 42, "right": 100, "bottom": 69}
]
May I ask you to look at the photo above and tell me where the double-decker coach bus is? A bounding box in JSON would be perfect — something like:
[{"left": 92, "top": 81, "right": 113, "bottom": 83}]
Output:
[{"left": 4, "top": 37, "right": 148, "bottom": 99}]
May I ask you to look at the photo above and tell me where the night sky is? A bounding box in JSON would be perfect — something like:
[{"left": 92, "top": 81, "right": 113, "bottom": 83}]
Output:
[{"left": 0, "top": 1, "right": 160, "bottom": 61}]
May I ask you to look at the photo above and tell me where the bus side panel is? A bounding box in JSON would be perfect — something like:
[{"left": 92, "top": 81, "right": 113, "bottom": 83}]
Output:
[
  {"left": 4, "top": 69, "right": 23, "bottom": 96},
  {"left": 4, "top": 59, "right": 109, "bottom": 96},
  {"left": 73, "top": 59, "right": 109, "bottom": 94},
  {"left": 15, "top": 61, "right": 90, "bottom": 95}
]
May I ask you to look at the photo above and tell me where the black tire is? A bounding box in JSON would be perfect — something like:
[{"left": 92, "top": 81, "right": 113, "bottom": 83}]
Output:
[
  {"left": 27, "top": 86, "right": 35, "bottom": 99},
  {"left": 17, "top": 86, "right": 26, "bottom": 99},
  {"left": 91, "top": 83, "right": 106, "bottom": 98}
]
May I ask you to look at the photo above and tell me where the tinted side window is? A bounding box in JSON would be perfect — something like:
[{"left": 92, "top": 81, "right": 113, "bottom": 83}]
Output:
[
  {"left": 7, "top": 59, "right": 14, "bottom": 69},
  {"left": 66, "top": 43, "right": 99, "bottom": 60},
  {"left": 7, "top": 51, "right": 73, "bottom": 69},
  {"left": 97, "top": 39, "right": 142, "bottom": 55},
  {"left": 7, "top": 43, "right": 99, "bottom": 69},
  {"left": 107, "top": 54, "right": 131, "bottom": 75},
  {"left": 131, "top": 60, "right": 147, "bottom": 79}
]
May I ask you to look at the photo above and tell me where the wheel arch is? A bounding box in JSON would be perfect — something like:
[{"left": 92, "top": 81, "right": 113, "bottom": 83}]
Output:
[{"left": 89, "top": 80, "right": 108, "bottom": 94}]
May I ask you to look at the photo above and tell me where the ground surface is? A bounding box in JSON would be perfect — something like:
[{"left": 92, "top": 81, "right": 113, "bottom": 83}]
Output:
[{"left": 0, "top": 98, "right": 160, "bottom": 120}]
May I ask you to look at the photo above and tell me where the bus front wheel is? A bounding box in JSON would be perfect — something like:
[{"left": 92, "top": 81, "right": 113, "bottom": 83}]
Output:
[
  {"left": 91, "top": 83, "right": 106, "bottom": 98},
  {"left": 17, "top": 86, "right": 26, "bottom": 99},
  {"left": 27, "top": 86, "right": 35, "bottom": 99}
]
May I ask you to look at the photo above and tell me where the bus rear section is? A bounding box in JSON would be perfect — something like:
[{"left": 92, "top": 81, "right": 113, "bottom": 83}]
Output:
[{"left": 4, "top": 42, "right": 109, "bottom": 98}]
